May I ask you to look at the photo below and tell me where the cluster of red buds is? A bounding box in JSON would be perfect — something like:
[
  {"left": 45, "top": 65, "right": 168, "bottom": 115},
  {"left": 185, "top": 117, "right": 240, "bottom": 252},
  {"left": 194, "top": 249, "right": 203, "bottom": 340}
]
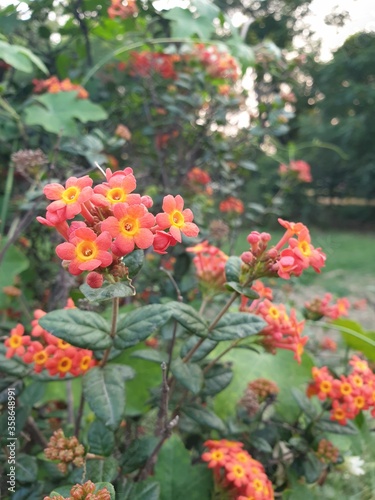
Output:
[
  {"left": 307, "top": 355, "right": 375, "bottom": 425},
  {"left": 239, "top": 218, "right": 326, "bottom": 281},
  {"left": 32, "top": 77, "right": 88, "bottom": 99},
  {"left": 316, "top": 439, "right": 339, "bottom": 464},
  {"left": 44, "top": 429, "right": 85, "bottom": 473},
  {"left": 202, "top": 440, "right": 274, "bottom": 499},
  {"left": 279, "top": 160, "right": 312, "bottom": 183},
  {"left": 108, "top": 0, "right": 138, "bottom": 19},
  {"left": 187, "top": 241, "right": 228, "bottom": 293},
  {"left": 37, "top": 167, "right": 199, "bottom": 287},
  {"left": 192, "top": 44, "right": 240, "bottom": 81},
  {"left": 44, "top": 480, "right": 110, "bottom": 500},
  {"left": 120, "top": 51, "right": 180, "bottom": 79},
  {"left": 219, "top": 196, "right": 245, "bottom": 215},
  {"left": 186, "top": 167, "right": 212, "bottom": 195},
  {"left": 304, "top": 293, "right": 350, "bottom": 320}
]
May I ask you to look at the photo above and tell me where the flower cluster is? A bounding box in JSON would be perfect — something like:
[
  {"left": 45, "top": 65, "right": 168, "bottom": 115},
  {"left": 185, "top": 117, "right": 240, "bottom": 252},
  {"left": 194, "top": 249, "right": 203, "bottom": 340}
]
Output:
[
  {"left": 186, "top": 167, "right": 212, "bottom": 194},
  {"left": 239, "top": 378, "right": 279, "bottom": 417},
  {"left": 44, "top": 480, "right": 110, "bottom": 500},
  {"left": 240, "top": 282, "right": 307, "bottom": 363},
  {"left": 121, "top": 51, "right": 180, "bottom": 79},
  {"left": 108, "top": 0, "right": 138, "bottom": 19},
  {"left": 187, "top": 241, "right": 228, "bottom": 292},
  {"left": 202, "top": 440, "right": 274, "bottom": 499},
  {"left": 192, "top": 44, "right": 240, "bottom": 81},
  {"left": 239, "top": 218, "right": 326, "bottom": 280},
  {"left": 37, "top": 168, "right": 199, "bottom": 283},
  {"left": 44, "top": 429, "right": 85, "bottom": 473},
  {"left": 307, "top": 356, "right": 375, "bottom": 425},
  {"left": 5, "top": 300, "right": 96, "bottom": 378},
  {"left": 316, "top": 439, "right": 339, "bottom": 464},
  {"left": 304, "top": 293, "right": 350, "bottom": 320},
  {"left": 279, "top": 160, "right": 312, "bottom": 183},
  {"left": 219, "top": 196, "right": 245, "bottom": 215},
  {"left": 32, "top": 77, "right": 88, "bottom": 99}
]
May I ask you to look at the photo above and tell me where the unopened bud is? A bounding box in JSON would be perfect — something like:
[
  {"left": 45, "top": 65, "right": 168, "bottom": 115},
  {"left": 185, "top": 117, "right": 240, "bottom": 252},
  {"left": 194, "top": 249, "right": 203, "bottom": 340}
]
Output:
[
  {"left": 86, "top": 272, "right": 104, "bottom": 289},
  {"left": 241, "top": 251, "right": 254, "bottom": 264}
]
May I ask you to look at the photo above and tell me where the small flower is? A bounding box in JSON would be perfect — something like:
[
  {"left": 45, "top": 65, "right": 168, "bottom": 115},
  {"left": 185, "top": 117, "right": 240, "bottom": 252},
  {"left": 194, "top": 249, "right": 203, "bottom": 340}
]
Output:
[
  {"left": 345, "top": 456, "right": 365, "bottom": 476},
  {"left": 43, "top": 176, "right": 93, "bottom": 220},
  {"left": 101, "top": 203, "right": 155, "bottom": 256},
  {"left": 91, "top": 171, "right": 140, "bottom": 207},
  {"left": 5, "top": 324, "right": 30, "bottom": 358},
  {"left": 56, "top": 226, "right": 112, "bottom": 275},
  {"left": 155, "top": 194, "right": 199, "bottom": 242}
]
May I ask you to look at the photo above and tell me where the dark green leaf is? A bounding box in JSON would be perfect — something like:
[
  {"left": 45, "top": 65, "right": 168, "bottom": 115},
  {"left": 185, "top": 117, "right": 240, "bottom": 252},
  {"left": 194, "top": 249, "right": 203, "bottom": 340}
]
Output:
[
  {"left": 39, "top": 309, "right": 112, "bottom": 350},
  {"left": 315, "top": 417, "right": 357, "bottom": 434},
  {"left": 19, "top": 382, "right": 45, "bottom": 407},
  {"left": 131, "top": 350, "right": 168, "bottom": 363},
  {"left": 83, "top": 364, "right": 132, "bottom": 430},
  {"left": 123, "top": 249, "right": 144, "bottom": 278},
  {"left": 169, "top": 302, "right": 208, "bottom": 338},
  {"left": 225, "top": 282, "right": 260, "bottom": 299},
  {"left": 122, "top": 436, "right": 159, "bottom": 473},
  {"left": 224, "top": 256, "right": 242, "bottom": 282},
  {"left": 291, "top": 388, "right": 318, "bottom": 419},
  {"left": 180, "top": 336, "right": 217, "bottom": 362},
  {"left": 250, "top": 436, "right": 273, "bottom": 453},
  {"left": 332, "top": 318, "right": 375, "bottom": 361},
  {"left": 115, "top": 305, "right": 172, "bottom": 349},
  {"left": 94, "top": 482, "right": 116, "bottom": 500},
  {"left": 85, "top": 457, "right": 119, "bottom": 482},
  {"left": 182, "top": 404, "right": 226, "bottom": 432},
  {"left": 171, "top": 358, "right": 203, "bottom": 395},
  {"left": 15, "top": 455, "right": 38, "bottom": 484},
  {"left": 88, "top": 420, "right": 115, "bottom": 456},
  {"left": 80, "top": 282, "right": 135, "bottom": 302},
  {"left": 0, "top": 344, "right": 30, "bottom": 377},
  {"left": 208, "top": 313, "right": 265, "bottom": 341},
  {"left": 302, "top": 452, "right": 323, "bottom": 484},
  {"left": 203, "top": 364, "right": 233, "bottom": 396},
  {"left": 123, "top": 479, "right": 160, "bottom": 500}
]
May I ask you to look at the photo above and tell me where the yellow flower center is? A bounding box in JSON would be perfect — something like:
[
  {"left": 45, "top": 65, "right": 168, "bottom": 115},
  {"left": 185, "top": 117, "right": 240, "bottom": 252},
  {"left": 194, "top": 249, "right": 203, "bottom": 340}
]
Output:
[
  {"left": 76, "top": 241, "right": 98, "bottom": 262},
  {"left": 236, "top": 452, "right": 249, "bottom": 463},
  {"left": 340, "top": 383, "right": 352, "bottom": 396},
  {"left": 106, "top": 187, "right": 127, "bottom": 204},
  {"left": 170, "top": 210, "right": 184, "bottom": 228},
  {"left": 120, "top": 216, "right": 139, "bottom": 236},
  {"left": 62, "top": 186, "right": 80, "bottom": 204},
  {"left": 354, "top": 396, "right": 365, "bottom": 409},
  {"left": 34, "top": 351, "right": 48, "bottom": 365},
  {"left": 57, "top": 357, "right": 72, "bottom": 373},
  {"left": 253, "top": 479, "right": 264, "bottom": 492},
  {"left": 212, "top": 450, "right": 224, "bottom": 460},
  {"left": 57, "top": 339, "right": 71, "bottom": 350},
  {"left": 268, "top": 307, "right": 280, "bottom": 319},
  {"left": 232, "top": 465, "right": 245, "bottom": 478},
  {"left": 320, "top": 380, "right": 332, "bottom": 393},
  {"left": 9, "top": 335, "right": 22, "bottom": 348},
  {"left": 298, "top": 240, "right": 311, "bottom": 257},
  {"left": 80, "top": 355, "right": 91, "bottom": 371},
  {"left": 333, "top": 408, "right": 345, "bottom": 419}
]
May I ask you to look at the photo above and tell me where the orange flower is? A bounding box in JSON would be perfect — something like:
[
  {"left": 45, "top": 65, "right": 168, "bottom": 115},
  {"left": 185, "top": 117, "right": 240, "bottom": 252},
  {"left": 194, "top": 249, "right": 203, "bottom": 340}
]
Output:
[
  {"left": 155, "top": 195, "right": 199, "bottom": 243},
  {"left": 5, "top": 324, "right": 30, "bottom": 358}
]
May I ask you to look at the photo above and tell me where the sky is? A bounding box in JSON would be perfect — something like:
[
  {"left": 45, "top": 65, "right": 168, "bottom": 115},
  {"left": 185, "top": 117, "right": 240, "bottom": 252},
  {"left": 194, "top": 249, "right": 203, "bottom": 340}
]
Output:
[{"left": 1, "top": 0, "right": 375, "bottom": 60}]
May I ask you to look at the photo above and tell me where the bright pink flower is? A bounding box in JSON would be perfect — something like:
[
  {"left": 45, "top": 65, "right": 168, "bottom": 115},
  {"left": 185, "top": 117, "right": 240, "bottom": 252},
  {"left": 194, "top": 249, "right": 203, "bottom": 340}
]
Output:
[
  {"left": 43, "top": 176, "right": 93, "bottom": 219},
  {"left": 91, "top": 172, "right": 141, "bottom": 207},
  {"left": 153, "top": 230, "right": 177, "bottom": 254},
  {"left": 5, "top": 324, "right": 30, "bottom": 358},
  {"left": 276, "top": 248, "right": 305, "bottom": 279},
  {"left": 105, "top": 167, "right": 133, "bottom": 181},
  {"left": 56, "top": 227, "right": 112, "bottom": 275},
  {"left": 101, "top": 203, "right": 155, "bottom": 256},
  {"left": 288, "top": 230, "right": 326, "bottom": 273},
  {"left": 155, "top": 195, "right": 199, "bottom": 243}
]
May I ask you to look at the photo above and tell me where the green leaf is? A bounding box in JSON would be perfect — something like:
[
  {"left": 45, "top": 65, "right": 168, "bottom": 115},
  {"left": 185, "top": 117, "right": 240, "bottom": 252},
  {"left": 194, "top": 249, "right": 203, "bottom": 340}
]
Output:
[
  {"left": 154, "top": 434, "right": 213, "bottom": 500},
  {"left": 182, "top": 403, "right": 226, "bottom": 432},
  {"left": 291, "top": 388, "right": 318, "bottom": 419},
  {"left": 214, "top": 349, "right": 314, "bottom": 422},
  {"left": 208, "top": 313, "right": 265, "bottom": 341},
  {"left": 171, "top": 358, "right": 203, "bottom": 395},
  {"left": 131, "top": 350, "right": 168, "bottom": 363},
  {"left": 302, "top": 452, "right": 323, "bottom": 484},
  {"left": 123, "top": 249, "right": 144, "bottom": 278},
  {"left": 24, "top": 92, "right": 108, "bottom": 137},
  {"left": 0, "top": 241, "right": 29, "bottom": 308},
  {"left": 39, "top": 309, "right": 112, "bottom": 350},
  {"left": 0, "top": 40, "right": 48, "bottom": 73},
  {"left": 314, "top": 417, "right": 357, "bottom": 435},
  {"left": 123, "top": 479, "right": 160, "bottom": 500},
  {"left": 88, "top": 420, "right": 115, "bottom": 456},
  {"left": 331, "top": 318, "right": 375, "bottom": 361},
  {"left": 19, "top": 382, "right": 45, "bottom": 407},
  {"left": 180, "top": 336, "right": 217, "bottom": 362},
  {"left": 15, "top": 455, "right": 38, "bottom": 484},
  {"left": 80, "top": 282, "right": 135, "bottom": 302},
  {"left": 48, "top": 487, "right": 72, "bottom": 498},
  {"left": 84, "top": 457, "right": 119, "bottom": 482},
  {"left": 224, "top": 256, "right": 242, "bottom": 282},
  {"left": 114, "top": 305, "right": 172, "bottom": 349},
  {"left": 162, "top": 7, "right": 216, "bottom": 39},
  {"left": 202, "top": 364, "right": 233, "bottom": 396},
  {"left": 83, "top": 364, "right": 133, "bottom": 430},
  {"left": 225, "top": 282, "right": 260, "bottom": 299},
  {"left": 122, "top": 436, "right": 159, "bottom": 473},
  {"left": 0, "top": 344, "right": 29, "bottom": 377},
  {"left": 169, "top": 302, "right": 208, "bottom": 338}
]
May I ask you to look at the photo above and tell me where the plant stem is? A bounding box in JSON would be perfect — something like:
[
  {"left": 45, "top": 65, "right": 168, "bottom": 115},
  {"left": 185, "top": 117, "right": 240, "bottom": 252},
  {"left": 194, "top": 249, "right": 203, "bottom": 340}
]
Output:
[
  {"left": 74, "top": 389, "right": 85, "bottom": 437},
  {"left": 100, "top": 297, "right": 119, "bottom": 367},
  {"left": 203, "top": 338, "right": 241, "bottom": 374},
  {"left": 0, "top": 164, "right": 15, "bottom": 239}
]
